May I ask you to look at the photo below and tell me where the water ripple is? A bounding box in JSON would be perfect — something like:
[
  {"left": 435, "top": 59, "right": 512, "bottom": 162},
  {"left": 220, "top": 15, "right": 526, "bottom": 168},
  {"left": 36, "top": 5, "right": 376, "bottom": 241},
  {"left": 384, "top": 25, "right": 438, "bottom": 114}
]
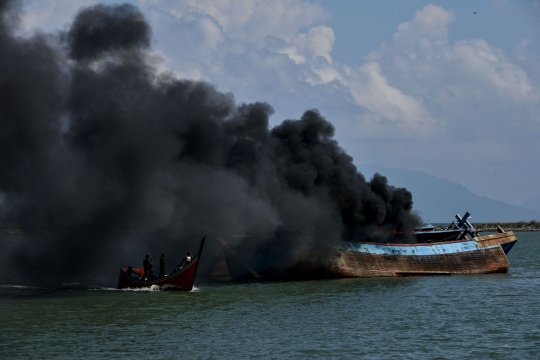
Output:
[{"left": 1, "top": 233, "right": 539, "bottom": 358}]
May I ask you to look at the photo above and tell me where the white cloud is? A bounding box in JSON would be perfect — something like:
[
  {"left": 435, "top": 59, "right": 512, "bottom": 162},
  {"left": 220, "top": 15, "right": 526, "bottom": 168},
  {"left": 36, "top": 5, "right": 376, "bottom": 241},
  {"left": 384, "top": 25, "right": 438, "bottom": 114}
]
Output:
[
  {"left": 292, "top": 25, "right": 335, "bottom": 64},
  {"left": 142, "top": 0, "right": 329, "bottom": 44},
  {"left": 196, "top": 16, "right": 223, "bottom": 50},
  {"left": 347, "top": 62, "right": 434, "bottom": 134},
  {"left": 392, "top": 4, "right": 454, "bottom": 50},
  {"left": 512, "top": 39, "right": 540, "bottom": 85},
  {"left": 277, "top": 44, "right": 306, "bottom": 64},
  {"left": 447, "top": 39, "right": 535, "bottom": 101},
  {"left": 308, "top": 63, "right": 341, "bottom": 85},
  {"left": 513, "top": 39, "right": 532, "bottom": 61},
  {"left": 133, "top": 0, "right": 349, "bottom": 118},
  {"left": 361, "top": 4, "right": 539, "bottom": 132},
  {"left": 276, "top": 25, "right": 335, "bottom": 76}
]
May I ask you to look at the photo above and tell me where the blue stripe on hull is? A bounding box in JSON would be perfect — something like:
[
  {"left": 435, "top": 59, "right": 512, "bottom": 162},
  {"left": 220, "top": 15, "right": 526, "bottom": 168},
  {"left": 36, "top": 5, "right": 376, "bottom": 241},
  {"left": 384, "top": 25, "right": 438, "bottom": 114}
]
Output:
[{"left": 338, "top": 240, "right": 499, "bottom": 256}]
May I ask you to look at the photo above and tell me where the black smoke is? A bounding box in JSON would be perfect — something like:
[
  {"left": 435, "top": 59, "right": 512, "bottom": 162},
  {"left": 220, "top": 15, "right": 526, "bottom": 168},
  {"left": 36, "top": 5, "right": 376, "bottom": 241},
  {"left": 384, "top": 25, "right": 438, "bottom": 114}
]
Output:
[
  {"left": 67, "top": 3, "right": 150, "bottom": 61},
  {"left": 0, "top": 1, "right": 421, "bottom": 280}
]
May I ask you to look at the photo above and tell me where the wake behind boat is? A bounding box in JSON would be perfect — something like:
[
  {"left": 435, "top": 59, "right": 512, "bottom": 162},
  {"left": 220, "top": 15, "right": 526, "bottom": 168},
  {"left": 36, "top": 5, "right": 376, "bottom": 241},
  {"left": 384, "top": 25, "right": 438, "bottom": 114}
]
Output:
[{"left": 118, "top": 235, "right": 206, "bottom": 290}]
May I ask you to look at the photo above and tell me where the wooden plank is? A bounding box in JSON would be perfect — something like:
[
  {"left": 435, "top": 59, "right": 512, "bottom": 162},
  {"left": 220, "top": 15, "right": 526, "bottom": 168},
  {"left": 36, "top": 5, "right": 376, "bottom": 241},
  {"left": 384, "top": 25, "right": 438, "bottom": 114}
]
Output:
[
  {"left": 475, "top": 231, "right": 516, "bottom": 240},
  {"left": 474, "top": 231, "right": 517, "bottom": 247}
]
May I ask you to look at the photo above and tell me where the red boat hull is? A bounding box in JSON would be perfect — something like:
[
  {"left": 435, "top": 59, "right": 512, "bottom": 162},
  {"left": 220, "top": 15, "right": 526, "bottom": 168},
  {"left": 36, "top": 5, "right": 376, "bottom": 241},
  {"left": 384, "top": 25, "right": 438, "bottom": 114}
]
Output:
[{"left": 118, "top": 256, "right": 200, "bottom": 290}]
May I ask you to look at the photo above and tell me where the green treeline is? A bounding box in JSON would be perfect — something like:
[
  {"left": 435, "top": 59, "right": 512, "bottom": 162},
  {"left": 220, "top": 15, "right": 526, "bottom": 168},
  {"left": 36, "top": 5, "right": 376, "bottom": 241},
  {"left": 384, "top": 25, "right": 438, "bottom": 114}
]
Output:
[{"left": 435, "top": 220, "right": 540, "bottom": 232}]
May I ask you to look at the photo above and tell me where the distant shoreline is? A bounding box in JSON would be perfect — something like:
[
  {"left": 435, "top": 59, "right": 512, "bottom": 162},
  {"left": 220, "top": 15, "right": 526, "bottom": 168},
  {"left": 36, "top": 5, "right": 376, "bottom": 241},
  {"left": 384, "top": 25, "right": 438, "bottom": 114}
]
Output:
[{"left": 434, "top": 221, "right": 540, "bottom": 232}]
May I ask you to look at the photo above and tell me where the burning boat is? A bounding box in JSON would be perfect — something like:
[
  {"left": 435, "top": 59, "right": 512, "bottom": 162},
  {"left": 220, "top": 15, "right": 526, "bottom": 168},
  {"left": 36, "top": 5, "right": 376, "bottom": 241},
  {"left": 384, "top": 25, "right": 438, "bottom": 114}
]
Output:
[{"left": 218, "top": 212, "right": 517, "bottom": 280}]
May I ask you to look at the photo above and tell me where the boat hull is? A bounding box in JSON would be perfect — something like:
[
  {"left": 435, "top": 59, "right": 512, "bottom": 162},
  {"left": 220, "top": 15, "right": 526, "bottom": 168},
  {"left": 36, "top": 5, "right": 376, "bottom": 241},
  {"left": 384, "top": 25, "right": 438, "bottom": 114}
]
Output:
[
  {"left": 223, "top": 232, "right": 517, "bottom": 280},
  {"left": 118, "top": 255, "right": 201, "bottom": 290},
  {"left": 118, "top": 235, "right": 206, "bottom": 290}
]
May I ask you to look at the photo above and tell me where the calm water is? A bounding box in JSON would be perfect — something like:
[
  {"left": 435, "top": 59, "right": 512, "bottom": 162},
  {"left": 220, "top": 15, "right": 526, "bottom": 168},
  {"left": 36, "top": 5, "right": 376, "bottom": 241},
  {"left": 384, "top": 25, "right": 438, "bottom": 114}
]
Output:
[{"left": 1, "top": 233, "right": 539, "bottom": 359}]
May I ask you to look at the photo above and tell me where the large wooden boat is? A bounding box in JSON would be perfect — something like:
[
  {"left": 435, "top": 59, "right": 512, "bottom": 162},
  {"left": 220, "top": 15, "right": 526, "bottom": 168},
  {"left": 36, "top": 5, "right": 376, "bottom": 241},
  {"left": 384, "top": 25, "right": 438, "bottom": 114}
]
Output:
[
  {"left": 117, "top": 235, "right": 206, "bottom": 290},
  {"left": 219, "top": 213, "right": 518, "bottom": 280}
]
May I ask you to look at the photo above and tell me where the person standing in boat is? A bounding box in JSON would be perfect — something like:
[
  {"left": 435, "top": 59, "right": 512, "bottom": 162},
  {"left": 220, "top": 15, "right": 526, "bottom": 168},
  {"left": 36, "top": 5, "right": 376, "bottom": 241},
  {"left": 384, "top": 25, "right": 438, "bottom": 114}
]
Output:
[
  {"left": 126, "top": 265, "right": 138, "bottom": 278},
  {"left": 180, "top": 252, "right": 192, "bottom": 268},
  {"left": 159, "top": 254, "right": 165, "bottom": 278},
  {"left": 143, "top": 255, "right": 150, "bottom": 277},
  {"left": 147, "top": 259, "right": 156, "bottom": 279}
]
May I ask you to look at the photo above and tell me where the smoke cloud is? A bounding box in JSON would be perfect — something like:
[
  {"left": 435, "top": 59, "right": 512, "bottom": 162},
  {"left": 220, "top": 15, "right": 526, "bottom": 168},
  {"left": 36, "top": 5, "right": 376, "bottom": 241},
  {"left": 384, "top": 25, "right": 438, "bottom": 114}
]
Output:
[{"left": 0, "top": 1, "right": 420, "bottom": 280}]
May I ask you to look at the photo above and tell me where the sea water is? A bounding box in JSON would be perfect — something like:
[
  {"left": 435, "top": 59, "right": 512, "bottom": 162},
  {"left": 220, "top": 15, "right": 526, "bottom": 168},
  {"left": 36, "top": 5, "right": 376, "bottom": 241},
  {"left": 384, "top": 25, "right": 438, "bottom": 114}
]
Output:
[{"left": 1, "top": 233, "right": 539, "bottom": 359}]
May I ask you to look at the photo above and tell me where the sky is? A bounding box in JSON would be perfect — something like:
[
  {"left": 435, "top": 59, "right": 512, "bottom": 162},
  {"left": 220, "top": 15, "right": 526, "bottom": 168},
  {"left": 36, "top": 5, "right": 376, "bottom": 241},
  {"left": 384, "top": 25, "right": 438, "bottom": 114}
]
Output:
[{"left": 18, "top": 0, "right": 540, "bottom": 206}]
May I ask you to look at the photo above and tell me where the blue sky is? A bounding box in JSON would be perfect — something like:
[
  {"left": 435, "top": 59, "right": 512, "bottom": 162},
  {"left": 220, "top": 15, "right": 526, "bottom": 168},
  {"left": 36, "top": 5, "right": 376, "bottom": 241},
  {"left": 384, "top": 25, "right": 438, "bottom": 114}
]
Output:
[
  {"left": 322, "top": 0, "right": 540, "bottom": 64},
  {"left": 19, "top": 0, "right": 540, "bottom": 207}
]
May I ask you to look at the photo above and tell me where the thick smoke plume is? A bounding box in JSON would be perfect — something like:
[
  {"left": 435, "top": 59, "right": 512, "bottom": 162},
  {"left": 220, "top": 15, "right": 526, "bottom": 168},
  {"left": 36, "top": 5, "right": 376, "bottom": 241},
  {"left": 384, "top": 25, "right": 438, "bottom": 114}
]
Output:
[{"left": 0, "top": 1, "right": 421, "bottom": 279}]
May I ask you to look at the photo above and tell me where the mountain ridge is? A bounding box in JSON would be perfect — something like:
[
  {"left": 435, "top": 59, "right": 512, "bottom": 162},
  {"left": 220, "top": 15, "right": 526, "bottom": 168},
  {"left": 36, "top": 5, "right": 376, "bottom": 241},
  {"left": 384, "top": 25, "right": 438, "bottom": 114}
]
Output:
[
  {"left": 522, "top": 195, "right": 540, "bottom": 213},
  {"left": 357, "top": 163, "right": 540, "bottom": 223}
]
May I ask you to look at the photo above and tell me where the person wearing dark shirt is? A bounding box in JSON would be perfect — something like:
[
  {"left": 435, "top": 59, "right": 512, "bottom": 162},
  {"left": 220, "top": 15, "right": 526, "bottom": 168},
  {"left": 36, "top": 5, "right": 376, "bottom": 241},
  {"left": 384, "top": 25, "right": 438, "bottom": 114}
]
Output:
[
  {"left": 125, "top": 265, "right": 139, "bottom": 278},
  {"left": 148, "top": 259, "right": 156, "bottom": 279},
  {"left": 159, "top": 254, "right": 165, "bottom": 278},
  {"left": 180, "top": 252, "right": 192, "bottom": 268},
  {"left": 143, "top": 255, "right": 150, "bottom": 277}
]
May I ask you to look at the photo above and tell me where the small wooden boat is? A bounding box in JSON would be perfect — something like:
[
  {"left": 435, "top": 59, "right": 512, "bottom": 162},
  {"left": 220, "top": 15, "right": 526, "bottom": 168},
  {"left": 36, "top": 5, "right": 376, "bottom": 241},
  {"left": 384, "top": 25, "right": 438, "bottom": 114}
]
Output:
[{"left": 117, "top": 235, "right": 206, "bottom": 290}]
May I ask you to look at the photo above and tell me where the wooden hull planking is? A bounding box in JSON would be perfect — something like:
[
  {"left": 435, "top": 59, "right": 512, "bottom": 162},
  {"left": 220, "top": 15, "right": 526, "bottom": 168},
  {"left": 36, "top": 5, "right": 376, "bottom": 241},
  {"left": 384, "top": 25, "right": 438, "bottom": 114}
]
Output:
[{"left": 225, "top": 232, "right": 518, "bottom": 280}]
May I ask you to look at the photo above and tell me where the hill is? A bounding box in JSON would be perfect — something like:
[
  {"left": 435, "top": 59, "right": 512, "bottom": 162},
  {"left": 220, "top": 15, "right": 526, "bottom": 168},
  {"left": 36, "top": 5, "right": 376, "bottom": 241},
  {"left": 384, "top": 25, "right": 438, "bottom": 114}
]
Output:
[
  {"left": 356, "top": 164, "right": 540, "bottom": 223},
  {"left": 522, "top": 195, "right": 540, "bottom": 213}
]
